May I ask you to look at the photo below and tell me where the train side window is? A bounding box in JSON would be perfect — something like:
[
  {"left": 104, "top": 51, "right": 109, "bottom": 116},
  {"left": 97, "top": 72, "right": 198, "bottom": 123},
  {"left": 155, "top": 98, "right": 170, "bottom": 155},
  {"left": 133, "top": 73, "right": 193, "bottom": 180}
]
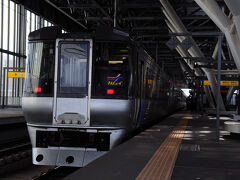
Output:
[{"left": 58, "top": 42, "right": 89, "bottom": 95}]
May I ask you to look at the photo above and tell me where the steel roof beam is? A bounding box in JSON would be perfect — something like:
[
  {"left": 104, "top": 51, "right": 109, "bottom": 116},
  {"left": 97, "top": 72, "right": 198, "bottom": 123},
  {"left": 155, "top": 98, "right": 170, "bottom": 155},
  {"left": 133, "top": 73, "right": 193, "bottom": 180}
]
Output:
[
  {"left": 13, "top": 0, "right": 85, "bottom": 31},
  {"left": 195, "top": 0, "right": 240, "bottom": 70},
  {"left": 120, "top": 3, "right": 199, "bottom": 9},
  {"left": 195, "top": 0, "right": 240, "bottom": 108},
  {"left": 132, "top": 26, "right": 215, "bottom": 30},
  {"left": 75, "top": 16, "right": 210, "bottom": 21},
  {"left": 160, "top": 0, "right": 225, "bottom": 110},
  {"left": 188, "top": 7, "right": 201, "bottom": 16},
  {"left": 125, "top": 16, "right": 210, "bottom": 20},
  {"left": 77, "top": 17, "right": 112, "bottom": 21},
  {"left": 45, "top": 0, "right": 87, "bottom": 29},
  {"left": 91, "top": 0, "right": 113, "bottom": 23},
  {"left": 59, "top": 4, "right": 98, "bottom": 9},
  {"left": 224, "top": 0, "right": 240, "bottom": 43}
]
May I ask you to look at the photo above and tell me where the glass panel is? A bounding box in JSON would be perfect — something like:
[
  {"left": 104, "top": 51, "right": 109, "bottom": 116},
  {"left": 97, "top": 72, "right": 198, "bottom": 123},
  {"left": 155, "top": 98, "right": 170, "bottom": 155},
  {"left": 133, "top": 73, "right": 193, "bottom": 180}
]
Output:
[
  {"left": 24, "top": 42, "right": 55, "bottom": 97},
  {"left": 7, "top": 55, "right": 13, "bottom": 97},
  {"left": 2, "top": 53, "right": 7, "bottom": 68},
  {"left": 9, "top": 1, "right": 14, "bottom": 52},
  {"left": 59, "top": 43, "right": 88, "bottom": 94},
  {"left": 0, "top": 0, "right": 2, "bottom": 49},
  {"left": 15, "top": 4, "right": 18, "bottom": 53},
  {"left": 36, "top": 15, "right": 39, "bottom": 29},
  {"left": 31, "top": 13, "right": 35, "bottom": 31},
  {"left": 2, "top": 53, "right": 7, "bottom": 100},
  {"left": 92, "top": 42, "right": 130, "bottom": 98},
  {"left": 26, "top": 10, "right": 30, "bottom": 56},
  {"left": 2, "top": 0, "right": 8, "bottom": 50}
]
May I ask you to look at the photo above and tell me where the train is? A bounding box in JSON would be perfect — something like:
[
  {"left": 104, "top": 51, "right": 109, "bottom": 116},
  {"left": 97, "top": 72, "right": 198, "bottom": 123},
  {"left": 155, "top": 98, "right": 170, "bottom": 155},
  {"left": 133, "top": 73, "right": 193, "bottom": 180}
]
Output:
[{"left": 22, "top": 26, "right": 185, "bottom": 167}]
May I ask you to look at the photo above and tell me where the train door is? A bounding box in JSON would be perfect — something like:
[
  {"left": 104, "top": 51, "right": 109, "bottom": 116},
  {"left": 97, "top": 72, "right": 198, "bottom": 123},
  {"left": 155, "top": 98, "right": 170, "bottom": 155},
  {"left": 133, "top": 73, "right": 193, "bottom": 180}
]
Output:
[{"left": 53, "top": 39, "right": 93, "bottom": 126}]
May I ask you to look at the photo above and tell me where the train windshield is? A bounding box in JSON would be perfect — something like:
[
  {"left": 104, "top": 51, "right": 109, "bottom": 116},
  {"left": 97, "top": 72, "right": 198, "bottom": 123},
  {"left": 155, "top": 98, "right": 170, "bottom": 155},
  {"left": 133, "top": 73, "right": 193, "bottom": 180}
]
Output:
[
  {"left": 24, "top": 42, "right": 55, "bottom": 97},
  {"left": 58, "top": 42, "right": 89, "bottom": 95},
  {"left": 92, "top": 42, "right": 130, "bottom": 99}
]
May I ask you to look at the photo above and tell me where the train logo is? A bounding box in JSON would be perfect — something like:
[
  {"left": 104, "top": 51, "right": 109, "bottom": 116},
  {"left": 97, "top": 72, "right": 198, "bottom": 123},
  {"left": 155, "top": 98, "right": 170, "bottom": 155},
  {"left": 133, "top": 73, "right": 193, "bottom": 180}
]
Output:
[{"left": 107, "top": 74, "right": 123, "bottom": 86}]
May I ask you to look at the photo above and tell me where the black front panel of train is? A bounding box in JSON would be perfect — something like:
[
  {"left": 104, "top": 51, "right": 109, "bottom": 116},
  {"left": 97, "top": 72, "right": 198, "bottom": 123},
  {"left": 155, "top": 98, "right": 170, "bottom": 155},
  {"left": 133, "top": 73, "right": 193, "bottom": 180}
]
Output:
[
  {"left": 36, "top": 130, "right": 110, "bottom": 151},
  {"left": 91, "top": 41, "right": 130, "bottom": 99}
]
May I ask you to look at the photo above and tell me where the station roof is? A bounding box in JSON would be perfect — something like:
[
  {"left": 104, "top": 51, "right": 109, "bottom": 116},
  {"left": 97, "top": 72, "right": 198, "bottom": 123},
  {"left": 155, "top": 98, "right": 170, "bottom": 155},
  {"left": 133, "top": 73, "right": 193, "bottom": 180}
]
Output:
[{"left": 14, "top": 0, "right": 235, "bottom": 88}]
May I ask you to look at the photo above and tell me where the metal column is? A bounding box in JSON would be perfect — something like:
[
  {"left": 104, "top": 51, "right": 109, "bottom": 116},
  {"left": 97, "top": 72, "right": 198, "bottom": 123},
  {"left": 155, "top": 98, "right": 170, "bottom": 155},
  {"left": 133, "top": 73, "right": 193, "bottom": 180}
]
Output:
[{"left": 216, "top": 35, "right": 222, "bottom": 141}]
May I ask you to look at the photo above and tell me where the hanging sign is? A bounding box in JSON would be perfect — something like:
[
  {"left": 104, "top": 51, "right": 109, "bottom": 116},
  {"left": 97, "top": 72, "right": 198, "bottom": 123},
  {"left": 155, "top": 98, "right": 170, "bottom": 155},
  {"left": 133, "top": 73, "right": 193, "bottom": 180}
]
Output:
[{"left": 203, "top": 80, "right": 239, "bottom": 86}]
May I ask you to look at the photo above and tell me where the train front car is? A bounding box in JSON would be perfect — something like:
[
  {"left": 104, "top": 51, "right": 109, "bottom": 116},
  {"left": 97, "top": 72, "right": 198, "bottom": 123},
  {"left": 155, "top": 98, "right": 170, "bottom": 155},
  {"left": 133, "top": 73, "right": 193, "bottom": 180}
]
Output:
[{"left": 22, "top": 27, "right": 133, "bottom": 167}]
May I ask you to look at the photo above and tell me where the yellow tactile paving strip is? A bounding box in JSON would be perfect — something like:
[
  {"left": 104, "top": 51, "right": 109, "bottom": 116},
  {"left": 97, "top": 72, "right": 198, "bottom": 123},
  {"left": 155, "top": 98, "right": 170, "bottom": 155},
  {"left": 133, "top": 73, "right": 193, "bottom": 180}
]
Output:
[{"left": 136, "top": 112, "right": 189, "bottom": 180}]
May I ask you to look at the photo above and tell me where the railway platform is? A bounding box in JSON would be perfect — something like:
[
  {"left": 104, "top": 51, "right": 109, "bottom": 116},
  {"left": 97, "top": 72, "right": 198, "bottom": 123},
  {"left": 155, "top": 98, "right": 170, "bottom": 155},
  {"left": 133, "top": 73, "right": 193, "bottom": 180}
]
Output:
[
  {"left": 64, "top": 111, "right": 240, "bottom": 180},
  {"left": 0, "top": 108, "right": 24, "bottom": 125}
]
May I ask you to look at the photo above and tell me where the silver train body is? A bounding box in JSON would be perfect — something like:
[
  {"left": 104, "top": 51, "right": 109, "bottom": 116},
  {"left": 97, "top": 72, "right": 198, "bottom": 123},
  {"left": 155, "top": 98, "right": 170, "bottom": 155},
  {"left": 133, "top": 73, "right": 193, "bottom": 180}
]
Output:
[{"left": 22, "top": 26, "right": 185, "bottom": 167}]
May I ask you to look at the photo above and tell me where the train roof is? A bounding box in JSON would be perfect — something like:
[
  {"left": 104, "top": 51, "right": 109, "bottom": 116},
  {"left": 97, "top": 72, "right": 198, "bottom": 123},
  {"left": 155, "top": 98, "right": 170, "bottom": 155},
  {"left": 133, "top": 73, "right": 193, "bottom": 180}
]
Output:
[{"left": 28, "top": 26, "right": 130, "bottom": 42}]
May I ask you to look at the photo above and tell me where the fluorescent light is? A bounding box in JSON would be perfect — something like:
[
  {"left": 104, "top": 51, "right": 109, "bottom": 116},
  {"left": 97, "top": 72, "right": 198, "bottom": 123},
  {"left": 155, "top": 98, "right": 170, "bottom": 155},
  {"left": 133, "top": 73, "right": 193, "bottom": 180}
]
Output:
[
  {"left": 120, "top": 49, "right": 128, "bottom": 52},
  {"left": 108, "top": 61, "right": 123, "bottom": 64}
]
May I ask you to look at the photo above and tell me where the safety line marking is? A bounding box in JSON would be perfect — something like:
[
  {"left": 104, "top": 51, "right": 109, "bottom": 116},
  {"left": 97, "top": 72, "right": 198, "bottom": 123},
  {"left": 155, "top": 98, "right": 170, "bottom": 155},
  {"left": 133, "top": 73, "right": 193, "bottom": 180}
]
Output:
[{"left": 136, "top": 112, "right": 189, "bottom": 180}]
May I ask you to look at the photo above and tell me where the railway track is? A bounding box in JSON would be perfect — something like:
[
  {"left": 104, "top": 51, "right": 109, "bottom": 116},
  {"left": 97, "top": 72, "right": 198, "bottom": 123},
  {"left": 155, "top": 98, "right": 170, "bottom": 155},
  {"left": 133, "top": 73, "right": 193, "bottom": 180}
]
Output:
[
  {"left": 0, "top": 120, "right": 32, "bottom": 175},
  {"left": 0, "top": 121, "right": 77, "bottom": 179},
  {"left": 0, "top": 142, "right": 32, "bottom": 174},
  {"left": 0, "top": 142, "right": 31, "bottom": 159},
  {"left": 0, "top": 121, "right": 30, "bottom": 163},
  {"left": 32, "top": 166, "right": 79, "bottom": 180},
  {"left": 0, "top": 121, "right": 29, "bottom": 147}
]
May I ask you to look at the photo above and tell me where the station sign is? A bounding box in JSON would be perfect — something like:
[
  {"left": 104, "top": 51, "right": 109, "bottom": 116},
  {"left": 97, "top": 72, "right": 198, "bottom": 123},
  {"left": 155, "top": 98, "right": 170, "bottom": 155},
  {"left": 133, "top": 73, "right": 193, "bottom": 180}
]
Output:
[
  {"left": 8, "top": 72, "right": 25, "bottom": 78},
  {"left": 203, "top": 80, "right": 239, "bottom": 86}
]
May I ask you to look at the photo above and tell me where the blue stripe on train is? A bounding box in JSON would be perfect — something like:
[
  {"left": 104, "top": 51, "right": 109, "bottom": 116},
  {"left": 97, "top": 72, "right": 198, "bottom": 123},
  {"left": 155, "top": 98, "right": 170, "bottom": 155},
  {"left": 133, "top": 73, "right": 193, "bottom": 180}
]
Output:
[{"left": 137, "top": 100, "right": 144, "bottom": 127}]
